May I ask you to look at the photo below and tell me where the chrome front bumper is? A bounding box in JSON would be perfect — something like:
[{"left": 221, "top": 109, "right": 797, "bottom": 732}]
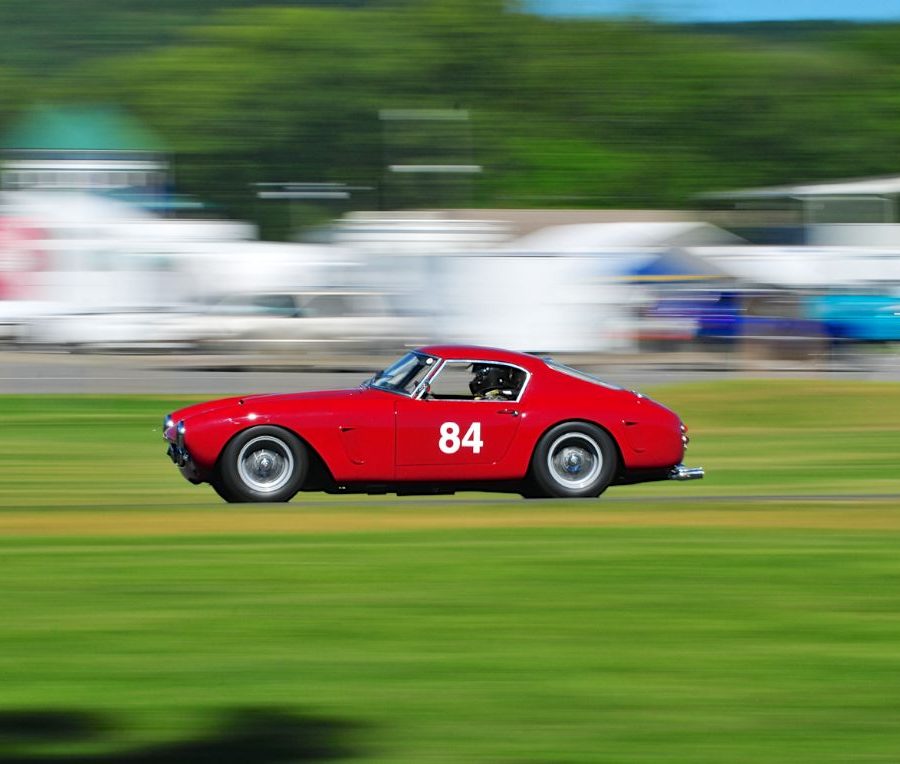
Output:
[{"left": 669, "top": 464, "right": 705, "bottom": 481}]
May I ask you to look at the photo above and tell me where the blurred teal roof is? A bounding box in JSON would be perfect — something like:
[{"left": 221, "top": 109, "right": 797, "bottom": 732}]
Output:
[{"left": 2, "top": 105, "right": 166, "bottom": 152}]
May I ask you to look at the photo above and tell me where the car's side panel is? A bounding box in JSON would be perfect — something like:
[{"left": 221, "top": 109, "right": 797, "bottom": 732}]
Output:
[
  {"left": 394, "top": 397, "right": 522, "bottom": 478},
  {"left": 321, "top": 396, "right": 396, "bottom": 482},
  {"left": 478, "top": 371, "right": 685, "bottom": 478},
  {"left": 176, "top": 388, "right": 397, "bottom": 484},
  {"left": 390, "top": 370, "right": 684, "bottom": 483}
]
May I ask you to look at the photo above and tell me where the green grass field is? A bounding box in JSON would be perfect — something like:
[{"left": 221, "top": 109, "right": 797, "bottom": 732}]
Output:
[{"left": 1, "top": 381, "right": 900, "bottom": 762}]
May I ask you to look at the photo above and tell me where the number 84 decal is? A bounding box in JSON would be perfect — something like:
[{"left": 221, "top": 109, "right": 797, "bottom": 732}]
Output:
[{"left": 439, "top": 422, "right": 484, "bottom": 454}]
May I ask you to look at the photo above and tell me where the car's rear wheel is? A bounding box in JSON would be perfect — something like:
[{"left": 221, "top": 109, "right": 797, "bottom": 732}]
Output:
[
  {"left": 217, "top": 426, "right": 308, "bottom": 503},
  {"left": 530, "top": 422, "right": 617, "bottom": 498}
]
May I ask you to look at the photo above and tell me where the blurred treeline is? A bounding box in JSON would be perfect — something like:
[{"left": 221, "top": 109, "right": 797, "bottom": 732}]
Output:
[{"left": 2, "top": 0, "right": 900, "bottom": 236}]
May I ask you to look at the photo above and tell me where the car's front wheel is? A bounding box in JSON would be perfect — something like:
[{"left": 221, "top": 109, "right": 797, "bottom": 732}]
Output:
[
  {"left": 217, "top": 426, "right": 308, "bottom": 503},
  {"left": 530, "top": 422, "right": 618, "bottom": 498}
]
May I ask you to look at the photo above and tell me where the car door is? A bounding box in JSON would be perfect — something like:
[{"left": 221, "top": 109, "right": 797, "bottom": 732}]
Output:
[{"left": 394, "top": 360, "right": 526, "bottom": 480}]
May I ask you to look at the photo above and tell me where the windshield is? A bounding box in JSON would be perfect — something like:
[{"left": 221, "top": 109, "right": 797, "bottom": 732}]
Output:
[
  {"left": 367, "top": 351, "right": 437, "bottom": 396},
  {"left": 545, "top": 359, "right": 622, "bottom": 390}
]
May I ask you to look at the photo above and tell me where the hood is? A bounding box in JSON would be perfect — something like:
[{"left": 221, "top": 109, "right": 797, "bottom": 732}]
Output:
[{"left": 170, "top": 388, "right": 367, "bottom": 422}]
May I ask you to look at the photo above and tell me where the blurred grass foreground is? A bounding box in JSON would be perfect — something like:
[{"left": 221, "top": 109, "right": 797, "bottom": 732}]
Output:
[{"left": 2, "top": 381, "right": 900, "bottom": 762}]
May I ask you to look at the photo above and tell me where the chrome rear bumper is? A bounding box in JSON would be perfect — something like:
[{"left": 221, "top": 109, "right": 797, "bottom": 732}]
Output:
[{"left": 669, "top": 464, "right": 705, "bottom": 481}]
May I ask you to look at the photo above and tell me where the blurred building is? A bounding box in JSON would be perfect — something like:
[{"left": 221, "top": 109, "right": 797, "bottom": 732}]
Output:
[
  {"left": 1, "top": 105, "right": 168, "bottom": 201},
  {"left": 336, "top": 213, "right": 734, "bottom": 353},
  {"left": 701, "top": 175, "right": 900, "bottom": 247}
]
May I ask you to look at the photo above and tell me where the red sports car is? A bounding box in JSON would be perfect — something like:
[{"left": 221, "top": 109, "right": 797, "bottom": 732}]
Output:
[{"left": 163, "top": 345, "right": 703, "bottom": 502}]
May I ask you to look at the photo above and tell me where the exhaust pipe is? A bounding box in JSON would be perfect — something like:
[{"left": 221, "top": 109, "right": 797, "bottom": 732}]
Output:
[{"left": 669, "top": 464, "right": 705, "bottom": 481}]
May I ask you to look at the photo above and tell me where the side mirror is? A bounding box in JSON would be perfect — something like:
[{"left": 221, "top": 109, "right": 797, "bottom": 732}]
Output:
[{"left": 419, "top": 383, "right": 431, "bottom": 399}]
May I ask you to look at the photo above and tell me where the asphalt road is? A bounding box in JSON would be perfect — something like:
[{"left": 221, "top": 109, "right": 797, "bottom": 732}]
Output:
[{"left": 1, "top": 347, "right": 899, "bottom": 394}]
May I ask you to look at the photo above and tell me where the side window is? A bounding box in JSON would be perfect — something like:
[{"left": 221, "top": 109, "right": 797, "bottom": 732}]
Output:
[
  {"left": 305, "top": 295, "right": 349, "bottom": 317},
  {"left": 252, "top": 294, "right": 301, "bottom": 316},
  {"left": 426, "top": 361, "right": 475, "bottom": 399},
  {"left": 426, "top": 361, "right": 526, "bottom": 401}
]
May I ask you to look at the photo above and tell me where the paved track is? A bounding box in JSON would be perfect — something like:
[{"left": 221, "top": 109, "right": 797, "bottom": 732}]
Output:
[{"left": 2, "top": 349, "right": 899, "bottom": 394}]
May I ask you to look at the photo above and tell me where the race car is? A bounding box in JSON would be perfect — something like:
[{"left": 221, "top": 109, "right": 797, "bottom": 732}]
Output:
[{"left": 163, "top": 345, "right": 703, "bottom": 502}]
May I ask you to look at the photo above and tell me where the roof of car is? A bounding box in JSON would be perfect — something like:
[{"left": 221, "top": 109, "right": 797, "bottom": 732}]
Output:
[{"left": 418, "top": 344, "right": 544, "bottom": 369}]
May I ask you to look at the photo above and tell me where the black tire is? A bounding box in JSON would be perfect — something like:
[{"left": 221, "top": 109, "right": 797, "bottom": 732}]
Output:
[
  {"left": 530, "top": 422, "right": 618, "bottom": 498},
  {"left": 210, "top": 478, "right": 238, "bottom": 503},
  {"left": 217, "top": 426, "right": 308, "bottom": 503}
]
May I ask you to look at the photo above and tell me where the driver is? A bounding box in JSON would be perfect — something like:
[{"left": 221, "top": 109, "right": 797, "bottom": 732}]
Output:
[{"left": 469, "top": 364, "right": 518, "bottom": 400}]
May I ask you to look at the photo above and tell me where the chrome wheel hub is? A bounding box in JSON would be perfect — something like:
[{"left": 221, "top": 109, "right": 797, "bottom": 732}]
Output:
[
  {"left": 237, "top": 436, "right": 294, "bottom": 493},
  {"left": 561, "top": 448, "right": 585, "bottom": 474},
  {"left": 547, "top": 434, "right": 603, "bottom": 490}
]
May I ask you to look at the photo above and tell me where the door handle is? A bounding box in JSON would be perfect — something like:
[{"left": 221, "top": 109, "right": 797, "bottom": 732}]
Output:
[{"left": 497, "top": 408, "right": 519, "bottom": 417}]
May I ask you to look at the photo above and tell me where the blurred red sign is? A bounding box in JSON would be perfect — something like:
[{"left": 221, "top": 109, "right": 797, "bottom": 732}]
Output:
[{"left": 0, "top": 217, "right": 47, "bottom": 299}]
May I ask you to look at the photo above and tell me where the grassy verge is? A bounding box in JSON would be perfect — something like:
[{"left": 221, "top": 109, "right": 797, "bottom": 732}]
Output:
[{"left": 1, "top": 382, "right": 900, "bottom": 762}]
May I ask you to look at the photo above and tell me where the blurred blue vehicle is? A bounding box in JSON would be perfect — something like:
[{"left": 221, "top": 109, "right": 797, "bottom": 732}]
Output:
[
  {"left": 638, "top": 290, "right": 740, "bottom": 346},
  {"left": 807, "top": 294, "right": 900, "bottom": 342},
  {"left": 641, "top": 289, "right": 826, "bottom": 347}
]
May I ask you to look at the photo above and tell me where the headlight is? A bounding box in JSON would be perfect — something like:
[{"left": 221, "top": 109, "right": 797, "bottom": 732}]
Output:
[{"left": 163, "top": 414, "right": 176, "bottom": 441}]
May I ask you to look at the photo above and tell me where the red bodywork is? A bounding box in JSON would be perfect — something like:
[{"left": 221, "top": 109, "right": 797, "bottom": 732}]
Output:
[{"left": 164, "top": 345, "right": 693, "bottom": 493}]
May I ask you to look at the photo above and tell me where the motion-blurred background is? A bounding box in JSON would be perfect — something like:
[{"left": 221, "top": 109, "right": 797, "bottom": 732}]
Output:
[
  {"left": 1, "top": 0, "right": 900, "bottom": 366},
  {"left": 5, "top": 5, "right": 900, "bottom": 763}
]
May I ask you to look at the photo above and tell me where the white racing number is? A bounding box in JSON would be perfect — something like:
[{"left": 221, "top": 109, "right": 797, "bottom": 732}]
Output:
[{"left": 439, "top": 421, "right": 484, "bottom": 455}]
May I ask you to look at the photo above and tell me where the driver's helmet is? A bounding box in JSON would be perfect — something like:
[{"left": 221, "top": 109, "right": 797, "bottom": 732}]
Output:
[{"left": 469, "top": 364, "right": 512, "bottom": 397}]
